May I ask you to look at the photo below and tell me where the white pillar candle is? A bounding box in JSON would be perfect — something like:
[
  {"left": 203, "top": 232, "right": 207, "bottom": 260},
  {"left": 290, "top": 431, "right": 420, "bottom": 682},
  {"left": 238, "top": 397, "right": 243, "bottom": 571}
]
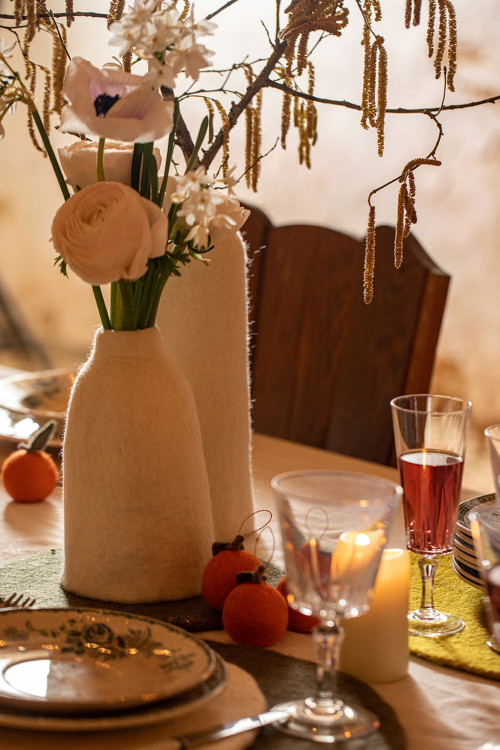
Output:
[
  {"left": 332, "top": 529, "right": 386, "bottom": 580},
  {"left": 339, "top": 548, "right": 410, "bottom": 683}
]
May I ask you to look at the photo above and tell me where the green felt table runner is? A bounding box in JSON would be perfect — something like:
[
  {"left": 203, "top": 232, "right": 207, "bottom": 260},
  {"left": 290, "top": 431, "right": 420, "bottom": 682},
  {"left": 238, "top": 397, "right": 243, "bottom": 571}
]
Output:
[
  {"left": 408, "top": 552, "right": 500, "bottom": 679},
  {"left": 0, "top": 548, "right": 498, "bottom": 682}
]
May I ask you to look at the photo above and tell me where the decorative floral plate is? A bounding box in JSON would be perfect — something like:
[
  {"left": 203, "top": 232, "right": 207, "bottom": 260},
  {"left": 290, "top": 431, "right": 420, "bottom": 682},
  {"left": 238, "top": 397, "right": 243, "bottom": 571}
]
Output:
[
  {"left": 0, "top": 369, "right": 72, "bottom": 419},
  {"left": 452, "top": 495, "right": 499, "bottom": 589},
  {"left": 0, "top": 608, "right": 215, "bottom": 716},
  {"left": 0, "top": 369, "right": 73, "bottom": 447},
  {"left": 0, "top": 651, "right": 226, "bottom": 733},
  {"left": 456, "top": 494, "right": 497, "bottom": 533}
]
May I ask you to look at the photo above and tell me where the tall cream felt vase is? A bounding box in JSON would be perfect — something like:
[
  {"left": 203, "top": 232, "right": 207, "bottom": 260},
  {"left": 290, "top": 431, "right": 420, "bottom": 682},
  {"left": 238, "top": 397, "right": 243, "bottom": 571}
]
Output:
[
  {"left": 157, "top": 232, "right": 255, "bottom": 542},
  {"left": 61, "top": 325, "right": 214, "bottom": 603}
]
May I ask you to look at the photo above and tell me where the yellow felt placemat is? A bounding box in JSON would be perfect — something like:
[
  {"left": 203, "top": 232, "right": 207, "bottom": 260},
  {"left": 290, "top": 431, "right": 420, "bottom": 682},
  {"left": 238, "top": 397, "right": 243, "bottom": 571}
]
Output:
[{"left": 408, "top": 552, "right": 500, "bottom": 679}]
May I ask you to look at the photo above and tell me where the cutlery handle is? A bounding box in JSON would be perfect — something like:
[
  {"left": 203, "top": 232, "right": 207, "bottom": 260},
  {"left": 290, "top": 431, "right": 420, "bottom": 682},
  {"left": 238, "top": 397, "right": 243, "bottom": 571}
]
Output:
[{"left": 175, "top": 708, "right": 289, "bottom": 747}]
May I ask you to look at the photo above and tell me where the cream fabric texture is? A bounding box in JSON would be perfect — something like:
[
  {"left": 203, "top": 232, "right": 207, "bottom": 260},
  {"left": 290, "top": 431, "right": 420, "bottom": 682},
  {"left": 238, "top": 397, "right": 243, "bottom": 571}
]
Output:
[
  {"left": 157, "top": 232, "right": 255, "bottom": 542},
  {"left": 62, "top": 326, "right": 214, "bottom": 602}
]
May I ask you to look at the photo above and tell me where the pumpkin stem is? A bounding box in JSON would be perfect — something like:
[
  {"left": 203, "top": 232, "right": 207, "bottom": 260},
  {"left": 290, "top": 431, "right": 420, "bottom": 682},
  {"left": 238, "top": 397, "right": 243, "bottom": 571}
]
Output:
[
  {"left": 18, "top": 420, "right": 57, "bottom": 452},
  {"left": 211, "top": 534, "right": 245, "bottom": 556},
  {"left": 235, "top": 564, "right": 267, "bottom": 585}
]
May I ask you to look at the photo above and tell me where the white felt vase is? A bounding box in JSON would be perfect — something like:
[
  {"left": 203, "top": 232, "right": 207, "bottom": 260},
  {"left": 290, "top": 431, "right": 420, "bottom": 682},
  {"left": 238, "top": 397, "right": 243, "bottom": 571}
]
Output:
[
  {"left": 61, "top": 325, "right": 214, "bottom": 603},
  {"left": 157, "top": 232, "right": 255, "bottom": 542}
]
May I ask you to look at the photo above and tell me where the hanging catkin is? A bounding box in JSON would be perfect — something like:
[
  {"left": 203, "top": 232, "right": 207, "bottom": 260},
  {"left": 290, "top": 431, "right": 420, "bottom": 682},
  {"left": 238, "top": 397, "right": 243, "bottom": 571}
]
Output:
[
  {"left": 427, "top": 0, "right": 457, "bottom": 91},
  {"left": 394, "top": 157, "right": 442, "bottom": 267},
  {"left": 364, "top": 204, "right": 376, "bottom": 304}
]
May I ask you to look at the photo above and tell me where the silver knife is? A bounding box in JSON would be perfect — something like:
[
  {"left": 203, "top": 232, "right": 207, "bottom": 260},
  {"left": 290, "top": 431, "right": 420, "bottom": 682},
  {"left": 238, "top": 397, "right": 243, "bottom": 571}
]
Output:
[{"left": 173, "top": 707, "right": 290, "bottom": 748}]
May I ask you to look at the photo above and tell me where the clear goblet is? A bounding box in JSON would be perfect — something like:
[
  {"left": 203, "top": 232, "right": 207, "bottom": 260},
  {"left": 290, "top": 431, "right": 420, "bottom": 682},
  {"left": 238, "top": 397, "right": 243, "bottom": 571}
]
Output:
[
  {"left": 470, "top": 507, "right": 500, "bottom": 654},
  {"left": 270, "top": 470, "right": 401, "bottom": 743},
  {"left": 391, "top": 394, "right": 471, "bottom": 637}
]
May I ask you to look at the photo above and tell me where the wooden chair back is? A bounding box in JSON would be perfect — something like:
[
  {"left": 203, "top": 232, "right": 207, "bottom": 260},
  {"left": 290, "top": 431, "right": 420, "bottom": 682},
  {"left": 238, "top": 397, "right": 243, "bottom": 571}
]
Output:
[{"left": 242, "top": 205, "right": 450, "bottom": 466}]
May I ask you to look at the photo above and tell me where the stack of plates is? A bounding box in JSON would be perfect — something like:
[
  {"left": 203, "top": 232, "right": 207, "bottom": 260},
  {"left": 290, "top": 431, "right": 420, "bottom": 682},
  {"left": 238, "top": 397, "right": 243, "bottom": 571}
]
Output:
[
  {"left": 452, "top": 494, "right": 497, "bottom": 589},
  {"left": 0, "top": 607, "right": 226, "bottom": 731},
  {"left": 0, "top": 369, "right": 73, "bottom": 448}
]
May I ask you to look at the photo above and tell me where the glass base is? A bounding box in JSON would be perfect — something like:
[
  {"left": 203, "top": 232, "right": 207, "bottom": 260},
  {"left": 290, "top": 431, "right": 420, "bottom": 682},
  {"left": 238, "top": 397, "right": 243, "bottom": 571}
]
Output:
[
  {"left": 408, "top": 609, "right": 465, "bottom": 637},
  {"left": 487, "top": 636, "right": 500, "bottom": 654},
  {"left": 271, "top": 699, "right": 379, "bottom": 743}
]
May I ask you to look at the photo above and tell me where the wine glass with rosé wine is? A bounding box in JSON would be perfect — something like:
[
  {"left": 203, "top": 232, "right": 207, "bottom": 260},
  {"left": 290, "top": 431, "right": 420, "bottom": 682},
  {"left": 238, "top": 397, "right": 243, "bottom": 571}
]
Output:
[{"left": 391, "top": 394, "right": 471, "bottom": 637}]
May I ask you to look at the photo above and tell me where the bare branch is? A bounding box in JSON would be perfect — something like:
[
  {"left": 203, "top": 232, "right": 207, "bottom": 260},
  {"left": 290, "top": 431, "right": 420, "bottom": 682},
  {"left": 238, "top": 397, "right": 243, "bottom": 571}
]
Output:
[
  {"left": 267, "top": 78, "right": 500, "bottom": 115},
  {"left": 200, "top": 39, "right": 288, "bottom": 170}
]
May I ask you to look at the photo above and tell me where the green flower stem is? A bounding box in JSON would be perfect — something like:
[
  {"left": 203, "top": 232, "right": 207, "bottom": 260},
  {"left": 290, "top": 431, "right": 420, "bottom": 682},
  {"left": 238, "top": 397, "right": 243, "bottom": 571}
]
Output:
[
  {"left": 147, "top": 274, "right": 169, "bottom": 327},
  {"left": 137, "top": 266, "right": 157, "bottom": 328},
  {"left": 131, "top": 144, "right": 144, "bottom": 192},
  {"left": 142, "top": 273, "right": 161, "bottom": 328},
  {"left": 31, "top": 108, "right": 70, "bottom": 201},
  {"left": 110, "top": 282, "right": 117, "bottom": 329},
  {"left": 92, "top": 286, "right": 111, "bottom": 330},
  {"left": 97, "top": 138, "right": 105, "bottom": 182},
  {"left": 140, "top": 142, "right": 154, "bottom": 199},
  {"left": 159, "top": 100, "right": 179, "bottom": 207},
  {"left": 118, "top": 279, "right": 137, "bottom": 330}
]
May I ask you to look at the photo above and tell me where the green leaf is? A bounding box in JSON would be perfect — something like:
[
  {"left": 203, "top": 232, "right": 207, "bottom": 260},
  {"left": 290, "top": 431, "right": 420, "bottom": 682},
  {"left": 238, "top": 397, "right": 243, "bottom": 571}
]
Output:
[{"left": 185, "top": 116, "right": 209, "bottom": 173}]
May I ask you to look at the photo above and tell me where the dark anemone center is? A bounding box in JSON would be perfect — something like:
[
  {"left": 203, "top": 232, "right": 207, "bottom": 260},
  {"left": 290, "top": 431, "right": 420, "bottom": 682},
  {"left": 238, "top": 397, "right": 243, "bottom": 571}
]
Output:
[{"left": 93, "top": 93, "right": 120, "bottom": 118}]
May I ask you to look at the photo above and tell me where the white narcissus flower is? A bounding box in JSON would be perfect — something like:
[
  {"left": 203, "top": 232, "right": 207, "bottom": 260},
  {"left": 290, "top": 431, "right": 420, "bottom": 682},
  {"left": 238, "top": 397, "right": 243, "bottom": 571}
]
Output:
[
  {"left": 58, "top": 140, "right": 161, "bottom": 189},
  {"left": 167, "top": 168, "right": 249, "bottom": 250},
  {"left": 59, "top": 58, "right": 173, "bottom": 143},
  {"left": 108, "top": 3, "right": 214, "bottom": 82},
  {"left": 0, "top": 37, "right": 15, "bottom": 77},
  {"left": 51, "top": 182, "right": 167, "bottom": 285},
  {"left": 209, "top": 197, "right": 250, "bottom": 244}
]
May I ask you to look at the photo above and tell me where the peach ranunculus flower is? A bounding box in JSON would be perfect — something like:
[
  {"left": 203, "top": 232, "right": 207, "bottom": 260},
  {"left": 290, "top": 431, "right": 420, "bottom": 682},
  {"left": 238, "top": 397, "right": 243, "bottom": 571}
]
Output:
[
  {"left": 58, "top": 140, "right": 162, "bottom": 190},
  {"left": 51, "top": 182, "right": 168, "bottom": 285},
  {"left": 59, "top": 58, "right": 173, "bottom": 143}
]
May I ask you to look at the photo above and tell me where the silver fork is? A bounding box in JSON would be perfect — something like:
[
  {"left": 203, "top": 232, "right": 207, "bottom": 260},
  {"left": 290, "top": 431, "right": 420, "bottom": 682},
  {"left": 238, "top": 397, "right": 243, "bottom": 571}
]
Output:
[{"left": 0, "top": 593, "right": 36, "bottom": 609}]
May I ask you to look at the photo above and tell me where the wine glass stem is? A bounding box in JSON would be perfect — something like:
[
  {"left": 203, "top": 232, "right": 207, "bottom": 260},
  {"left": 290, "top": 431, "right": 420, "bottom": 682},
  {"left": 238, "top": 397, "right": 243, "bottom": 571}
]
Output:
[
  {"left": 308, "top": 622, "right": 344, "bottom": 714},
  {"left": 417, "top": 555, "right": 438, "bottom": 615}
]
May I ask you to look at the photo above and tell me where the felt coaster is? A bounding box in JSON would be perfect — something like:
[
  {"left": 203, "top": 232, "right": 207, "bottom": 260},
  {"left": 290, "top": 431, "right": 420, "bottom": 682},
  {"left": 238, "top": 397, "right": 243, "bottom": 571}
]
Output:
[
  {"left": 408, "top": 552, "right": 500, "bottom": 679},
  {"left": 0, "top": 549, "right": 282, "bottom": 632},
  {"left": 208, "top": 641, "right": 407, "bottom": 750}
]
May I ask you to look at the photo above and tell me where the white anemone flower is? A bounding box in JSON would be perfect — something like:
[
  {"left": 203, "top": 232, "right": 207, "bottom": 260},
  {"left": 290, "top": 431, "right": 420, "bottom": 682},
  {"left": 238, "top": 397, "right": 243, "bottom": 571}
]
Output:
[{"left": 59, "top": 57, "right": 173, "bottom": 142}]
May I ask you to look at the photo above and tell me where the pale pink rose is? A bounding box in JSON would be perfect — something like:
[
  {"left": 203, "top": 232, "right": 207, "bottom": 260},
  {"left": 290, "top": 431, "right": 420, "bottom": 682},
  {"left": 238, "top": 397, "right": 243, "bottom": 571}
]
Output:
[
  {"left": 209, "top": 197, "right": 250, "bottom": 244},
  {"left": 60, "top": 58, "right": 173, "bottom": 143},
  {"left": 51, "top": 182, "right": 168, "bottom": 285},
  {"left": 58, "top": 140, "right": 161, "bottom": 189}
]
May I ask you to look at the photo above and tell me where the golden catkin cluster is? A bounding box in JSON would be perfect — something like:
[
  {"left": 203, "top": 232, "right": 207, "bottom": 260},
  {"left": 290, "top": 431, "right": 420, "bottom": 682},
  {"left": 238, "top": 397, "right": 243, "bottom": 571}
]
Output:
[
  {"left": 406, "top": 0, "right": 457, "bottom": 92},
  {"left": 107, "top": 0, "right": 126, "bottom": 27},
  {"left": 363, "top": 204, "right": 376, "bottom": 304},
  {"left": 364, "top": 158, "right": 441, "bottom": 303},
  {"left": 293, "top": 62, "right": 317, "bottom": 168},
  {"left": 360, "top": 0, "right": 387, "bottom": 157},
  {"left": 279, "top": 0, "right": 346, "bottom": 169},
  {"left": 394, "top": 157, "right": 441, "bottom": 265},
  {"left": 242, "top": 65, "right": 262, "bottom": 191},
  {"left": 281, "top": 0, "right": 349, "bottom": 75},
  {"left": 21, "top": 15, "right": 68, "bottom": 152},
  {"left": 213, "top": 99, "right": 230, "bottom": 181}
]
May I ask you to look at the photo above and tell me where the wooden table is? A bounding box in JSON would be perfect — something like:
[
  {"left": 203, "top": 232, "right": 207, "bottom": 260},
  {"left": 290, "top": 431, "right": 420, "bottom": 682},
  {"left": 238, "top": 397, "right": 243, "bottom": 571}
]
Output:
[{"left": 0, "top": 432, "right": 497, "bottom": 750}]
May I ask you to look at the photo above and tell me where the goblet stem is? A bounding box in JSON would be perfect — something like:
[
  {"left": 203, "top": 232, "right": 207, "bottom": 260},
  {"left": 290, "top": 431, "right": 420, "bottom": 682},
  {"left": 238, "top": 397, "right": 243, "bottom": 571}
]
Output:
[
  {"left": 407, "top": 554, "right": 465, "bottom": 636},
  {"left": 271, "top": 619, "right": 380, "bottom": 741},
  {"left": 416, "top": 555, "right": 438, "bottom": 617},
  {"left": 306, "top": 622, "right": 344, "bottom": 716}
]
